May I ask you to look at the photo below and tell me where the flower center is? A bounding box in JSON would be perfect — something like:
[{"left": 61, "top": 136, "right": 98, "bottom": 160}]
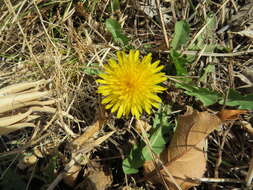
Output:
[{"left": 125, "top": 81, "right": 134, "bottom": 89}]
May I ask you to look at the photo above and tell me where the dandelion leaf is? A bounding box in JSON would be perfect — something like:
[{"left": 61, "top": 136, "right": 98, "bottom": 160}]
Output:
[
  {"left": 170, "top": 49, "right": 189, "bottom": 77},
  {"left": 105, "top": 18, "right": 129, "bottom": 47},
  {"left": 176, "top": 82, "right": 221, "bottom": 106},
  {"left": 122, "top": 106, "right": 172, "bottom": 174},
  {"left": 220, "top": 89, "right": 253, "bottom": 110},
  {"left": 171, "top": 20, "right": 190, "bottom": 50},
  {"left": 190, "top": 14, "right": 218, "bottom": 52}
]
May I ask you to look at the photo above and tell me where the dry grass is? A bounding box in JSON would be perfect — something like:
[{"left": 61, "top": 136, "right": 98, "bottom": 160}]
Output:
[{"left": 0, "top": 0, "right": 253, "bottom": 189}]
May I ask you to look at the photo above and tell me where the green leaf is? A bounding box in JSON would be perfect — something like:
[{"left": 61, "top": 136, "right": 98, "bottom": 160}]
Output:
[
  {"left": 169, "top": 20, "right": 191, "bottom": 78},
  {"left": 122, "top": 105, "right": 174, "bottom": 174},
  {"left": 176, "top": 82, "right": 221, "bottom": 106},
  {"left": 82, "top": 63, "right": 100, "bottom": 75},
  {"left": 105, "top": 18, "right": 129, "bottom": 47},
  {"left": 171, "top": 20, "right": 190, "bottom": 50},
  {"left": 122, "top": 106, "right": 173, "bottom": 174},
  {"left": 198, "top": 64, "right": 215, "bottom": 83},
  {"left": 122, "top": 143, "right": 145, "bottom": 174},
  {"left": 220, "top": 89, "right": 253, "bottom": 110},
  {"left": 170, "top": 49, "right": 188, "bottom": 77},
  {"left": 152, "top": 105, "right": 172, "bottom": 129},
  {"left": 189, "top": 15, "right": 218, "bottom": 52},
  {"left": 111, "top": 0, "right": 120, "bottom": 12},
  {"left": 142, "top": 122, "right": 171, "bottom": 161}
]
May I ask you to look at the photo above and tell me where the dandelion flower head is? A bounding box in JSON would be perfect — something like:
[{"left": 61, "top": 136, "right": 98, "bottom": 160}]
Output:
[{"left": 97, "top": 50, "right": 166, "bottom": 119}]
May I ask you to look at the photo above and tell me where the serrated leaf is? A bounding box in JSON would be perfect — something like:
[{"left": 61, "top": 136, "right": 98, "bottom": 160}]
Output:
[
  {"left": 176, "top": 82, "right": 221, "bottom": 106},
  {"left": 105, "top": 18, "right": 129, "bottom": 47},
  {"left": 171, "top": 20, "right": 190, "bottom": 50},
  {"left": 153, "top": 105, "right": 172, "bottom": 129},
  {"left": 170, "top": 49, "right": 188, "bottom": 77},
  {"left": 220, "top": 89, "right": 253, "bottom": 110},
  {"left": 189, "top": 15, "right": 217, "bottom": 52}
]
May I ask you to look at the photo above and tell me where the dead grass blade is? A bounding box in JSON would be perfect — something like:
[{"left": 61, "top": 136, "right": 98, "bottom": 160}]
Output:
[{"left": 0, "top": 80, "right": 55, "bottom": 135}]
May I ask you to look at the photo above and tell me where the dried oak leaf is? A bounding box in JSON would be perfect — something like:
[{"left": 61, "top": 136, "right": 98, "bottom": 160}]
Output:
[
  {"left": 144, "top": 110, "right": 222, "bottom": 190},
  {"left": 217, "top": 109, "right": 248, "bottom": 121},
  {"left": 77, "top": 162, "right": 112, "bottom": 190}
]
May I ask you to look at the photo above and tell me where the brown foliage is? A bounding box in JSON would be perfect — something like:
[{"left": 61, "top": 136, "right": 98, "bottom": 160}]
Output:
[{"left": 144, "top": 109, "right": 222, "bottom": 190}]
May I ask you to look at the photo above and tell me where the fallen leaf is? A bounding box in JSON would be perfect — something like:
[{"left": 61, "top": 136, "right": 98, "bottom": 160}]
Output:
[
  {"left": 72, "top": 120, "right": 101, "bottom": 149},
  {"left": 144, "top": 110, "right": 222, "bottom": 190},
  {"left": 72, "top": 107, "right": 106, "bottom": 149},
  {"left": 71, "top": 121, "right": 109, "bottom": 152},
  {"left": 63, "top": 164, "right": 82, "bottom": 187},
  {"left": 217, "top": 109, "right": 248, "bottom": 121},
  {"left": 78, "top": 162, "right": 112, "bottom": 190},
  {"left": 81, "top": 170, "right": 112, "bottom": 190}
]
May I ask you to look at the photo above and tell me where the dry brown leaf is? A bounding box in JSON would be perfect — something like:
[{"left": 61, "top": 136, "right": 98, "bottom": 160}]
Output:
[
  {"left": 144, "top": 110, "right": 222, "bottom": 190},
  {"left": 63, "top": 164, "right": 82, "bottom": 187},
  {"left": 77, "top": 162, "right": 112, "bottom": 190},
  {"left": 72, "top": 106, "right": 106, "bottom": 149},
  {"left": 217, "top": 109, "right": 248, "bottom": 121},
  {"left": 81, "top": 170, "right": 112, "bottom": 190}
]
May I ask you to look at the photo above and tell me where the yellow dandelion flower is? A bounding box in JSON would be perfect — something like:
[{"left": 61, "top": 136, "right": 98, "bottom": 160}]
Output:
[{"left": 97, "top": 50, "right": 166, "bottom": 119}]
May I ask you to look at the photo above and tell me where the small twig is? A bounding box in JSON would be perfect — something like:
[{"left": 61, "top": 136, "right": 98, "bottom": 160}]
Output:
[
  {"left": 46, "top": 172, "right": 65, "bottom": 190},
  {"left": 155, "top": 0, "right": 169, "bottom": 49},
  {"left": 156, "top": 49, "right": 253, "bottom": 57},
  {"left": 191, "top": 177, "right": 245, "bottom": 183},
  {"left": 213, "top": 124, "right": 233, "bottom": 189},
  {"left": 246, "top": 157, "right": 253, "bottom": 187},
  {"left": 181, "top": 49, "right": 253, "bottom": 57}
]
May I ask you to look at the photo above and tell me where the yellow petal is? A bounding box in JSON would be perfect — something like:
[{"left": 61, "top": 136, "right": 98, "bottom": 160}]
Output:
[{"left": 117, "top": 105, "right": 124, "bottom": 118}]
